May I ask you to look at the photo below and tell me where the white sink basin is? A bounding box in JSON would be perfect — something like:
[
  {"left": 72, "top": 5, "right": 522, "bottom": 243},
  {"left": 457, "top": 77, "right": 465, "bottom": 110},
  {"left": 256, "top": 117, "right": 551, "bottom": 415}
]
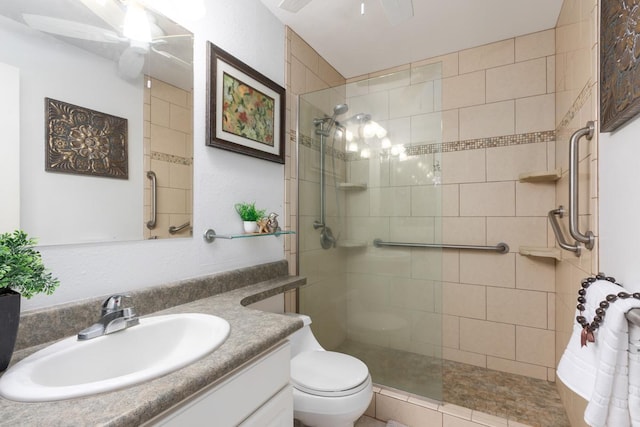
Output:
[{"left": 0, "top": 313, "right": 230, "bottom": 402}]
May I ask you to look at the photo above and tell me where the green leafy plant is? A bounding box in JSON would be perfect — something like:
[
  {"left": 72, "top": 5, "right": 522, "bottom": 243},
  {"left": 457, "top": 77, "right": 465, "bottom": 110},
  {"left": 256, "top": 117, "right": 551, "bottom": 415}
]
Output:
[
  {"left": 0, "top": 230, "right": 59, "bottom": 299},
  {"left": 234, "top": 202, "right": 266, "bottom": 222}
]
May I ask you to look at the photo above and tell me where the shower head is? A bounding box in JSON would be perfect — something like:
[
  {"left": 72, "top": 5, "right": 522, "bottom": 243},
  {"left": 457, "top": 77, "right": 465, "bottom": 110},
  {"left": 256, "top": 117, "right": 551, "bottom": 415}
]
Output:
[
  {"left": 314, "top": 103, "right": 349, "bottom": 135},
  {"left": 332, "top": 103, "right": 349, "bottom": 118},
  {"left": 345, "top": 113, "right": 371, "bottom": 123}
]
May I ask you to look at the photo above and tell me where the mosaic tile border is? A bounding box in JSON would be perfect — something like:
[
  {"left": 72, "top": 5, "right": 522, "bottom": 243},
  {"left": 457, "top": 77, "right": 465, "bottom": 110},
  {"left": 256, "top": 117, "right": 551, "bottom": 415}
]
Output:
[
  {"left": 293, "top": 129, "right": 556, "bottom": 161},
  {"left": 405, "top": 130, "right": 556, "bottom": 155},
  {"left": 295, "top": 132, "right": 349, "bottom": 161},
  {"left": 558, "top": 80, "right": 593, "bottom": 130},
  {"left": 150, "top": 151, "right": 193, "bottom": 166}
]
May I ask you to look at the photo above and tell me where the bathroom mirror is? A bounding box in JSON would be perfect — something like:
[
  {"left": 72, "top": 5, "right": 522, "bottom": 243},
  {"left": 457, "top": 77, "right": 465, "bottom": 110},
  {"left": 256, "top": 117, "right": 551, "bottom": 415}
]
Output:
[{"left": 0, "top": 0, "right": 194, "bottom": 245}]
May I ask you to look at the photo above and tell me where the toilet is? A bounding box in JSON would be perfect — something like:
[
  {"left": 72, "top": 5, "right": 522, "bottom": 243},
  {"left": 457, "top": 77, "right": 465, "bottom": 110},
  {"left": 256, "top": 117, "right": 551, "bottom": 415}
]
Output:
[{"left": 285, "top": 313, "right": 373, "bottom": 427}]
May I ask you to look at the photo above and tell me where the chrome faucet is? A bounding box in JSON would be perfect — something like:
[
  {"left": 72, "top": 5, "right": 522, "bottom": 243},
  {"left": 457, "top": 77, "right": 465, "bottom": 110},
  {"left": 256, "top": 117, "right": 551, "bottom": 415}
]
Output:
[{"left": 77, "top": 294, "right": 140, "bottom": 340}]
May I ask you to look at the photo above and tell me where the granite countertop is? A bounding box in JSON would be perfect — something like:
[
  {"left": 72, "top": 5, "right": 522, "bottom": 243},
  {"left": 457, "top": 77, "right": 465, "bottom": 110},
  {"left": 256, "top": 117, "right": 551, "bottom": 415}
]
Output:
[{"left": 0, "top": 275, "right": 305, "bottom": 427}]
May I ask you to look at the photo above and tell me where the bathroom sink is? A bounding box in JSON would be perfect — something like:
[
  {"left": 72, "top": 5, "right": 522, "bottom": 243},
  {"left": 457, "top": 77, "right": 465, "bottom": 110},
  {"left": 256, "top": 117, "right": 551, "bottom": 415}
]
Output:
[{"left": 0, "top": 313, "right": 230, "bottom": 402}]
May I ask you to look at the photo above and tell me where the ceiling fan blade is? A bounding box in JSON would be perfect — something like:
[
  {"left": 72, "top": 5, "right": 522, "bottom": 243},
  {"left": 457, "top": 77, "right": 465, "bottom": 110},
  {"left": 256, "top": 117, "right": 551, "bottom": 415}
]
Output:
[
  {"left": 150, "top": 45, "right": 191, "bottom": 68},
  {"left": 379, "top": 0, "right": 414, "bottom": 26},
  {"left": 118, "top": 45, "right": 146, "bottom": 79},
  {"left": 22, "top": 14, "right": 123, "bottom": 43},
  {"left": 76, "top": 0, "right": 126, "bottom": 33}
]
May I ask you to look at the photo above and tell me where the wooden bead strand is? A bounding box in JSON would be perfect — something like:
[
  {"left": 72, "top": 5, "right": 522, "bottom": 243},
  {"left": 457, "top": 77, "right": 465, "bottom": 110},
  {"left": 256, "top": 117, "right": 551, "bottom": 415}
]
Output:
[{"left": 575, "top": 273, "right": 640, "bottom": 346}]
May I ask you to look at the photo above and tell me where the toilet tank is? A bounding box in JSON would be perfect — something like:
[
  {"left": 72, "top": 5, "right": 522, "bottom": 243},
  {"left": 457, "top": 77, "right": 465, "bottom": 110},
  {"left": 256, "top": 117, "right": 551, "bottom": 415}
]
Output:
[{"left": 284, "top": 313, "right": 324, "bottom": 357}]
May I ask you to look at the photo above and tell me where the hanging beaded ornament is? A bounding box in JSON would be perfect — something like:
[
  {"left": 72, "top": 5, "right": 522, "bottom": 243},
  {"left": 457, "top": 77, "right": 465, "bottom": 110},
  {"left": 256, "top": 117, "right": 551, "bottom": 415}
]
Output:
[{"left": 576, "top": 273, "right": 640, "bottom": 347}]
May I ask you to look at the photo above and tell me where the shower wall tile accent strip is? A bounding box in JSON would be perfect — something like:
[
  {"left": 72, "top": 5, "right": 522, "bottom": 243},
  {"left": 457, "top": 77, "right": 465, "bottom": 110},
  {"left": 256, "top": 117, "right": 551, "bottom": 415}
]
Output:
[
  {"left": 294, "top": 129, "right": 556, "bottom": 159},
  {"left": 405, "top": 130, "right": 556, "bottom": 156},
  {"left": 557, "top": 80, "right": 593, "bottom": 131},
  {"left": 150, "top": 151, "right": 193, "bottom": 166},
  {"left": 294, "top": 131, "right": 349, "bottom": 160}
]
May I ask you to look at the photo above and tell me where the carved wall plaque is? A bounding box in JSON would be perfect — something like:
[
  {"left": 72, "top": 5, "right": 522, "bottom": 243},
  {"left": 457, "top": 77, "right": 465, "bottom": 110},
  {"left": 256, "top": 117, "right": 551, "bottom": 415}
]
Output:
[
  {"left": 45, "top": 98, "right": 128, "bottom": 178},
  {"left": 601, "top": 0, "right": 640, "bottom": 132}
]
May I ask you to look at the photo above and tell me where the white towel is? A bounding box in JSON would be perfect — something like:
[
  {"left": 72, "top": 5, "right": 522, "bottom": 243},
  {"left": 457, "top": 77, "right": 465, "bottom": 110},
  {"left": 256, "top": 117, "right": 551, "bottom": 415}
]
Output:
[{"left": 557, "top": 279, "right": 640, "bottom": 427}]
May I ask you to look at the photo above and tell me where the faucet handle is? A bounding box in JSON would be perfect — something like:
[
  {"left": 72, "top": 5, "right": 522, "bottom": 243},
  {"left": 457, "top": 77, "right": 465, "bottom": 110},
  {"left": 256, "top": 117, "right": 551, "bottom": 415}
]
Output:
[{"left": 101, "top": 294, "right": 131, "bottom": 315}]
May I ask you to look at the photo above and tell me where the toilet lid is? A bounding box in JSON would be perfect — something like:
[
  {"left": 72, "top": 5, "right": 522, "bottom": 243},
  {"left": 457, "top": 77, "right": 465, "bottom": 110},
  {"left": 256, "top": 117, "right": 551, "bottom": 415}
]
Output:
[{"left": 291, "top": 351, "right": 370, "bottom": 397}]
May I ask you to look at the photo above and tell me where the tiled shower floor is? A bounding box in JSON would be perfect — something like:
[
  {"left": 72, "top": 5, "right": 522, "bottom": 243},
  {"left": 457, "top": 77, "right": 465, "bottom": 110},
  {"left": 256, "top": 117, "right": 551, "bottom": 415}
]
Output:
[{"left": 336, "top": 340, "right": 570, "bottom": 427}]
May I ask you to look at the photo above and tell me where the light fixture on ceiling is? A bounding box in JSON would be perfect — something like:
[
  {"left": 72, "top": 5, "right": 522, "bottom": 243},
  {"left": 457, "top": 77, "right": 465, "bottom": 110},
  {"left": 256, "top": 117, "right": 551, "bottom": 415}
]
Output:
[
  {"left": 379, "top": 0, "right": 414, "bottom": 25},
  {"left": 123, "top": 0, "right": 152, "bottom": 42},
  {"left": 278, "top": 0, "right": 313, "bottom": 13},
  {"left": 361, "top": 1, "right": 365, "bottom": 15}
]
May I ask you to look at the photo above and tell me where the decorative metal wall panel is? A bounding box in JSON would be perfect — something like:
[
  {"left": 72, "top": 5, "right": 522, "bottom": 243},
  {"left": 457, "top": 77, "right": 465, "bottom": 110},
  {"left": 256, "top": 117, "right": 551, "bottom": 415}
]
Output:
[
  {"left": 45, "top": 98, "right": 128, "bottom": 178},
  {"left": 601, "top": 0, "right": 640, "bottom": 132}
]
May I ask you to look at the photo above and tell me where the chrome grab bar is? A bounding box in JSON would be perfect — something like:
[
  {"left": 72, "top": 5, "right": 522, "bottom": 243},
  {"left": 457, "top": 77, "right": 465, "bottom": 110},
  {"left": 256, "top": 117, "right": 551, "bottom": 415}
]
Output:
[
  {"left": 146, "top": 171, "right": 157, "bottom": 230},
  {"left": 569, "top": 121, "right": 595, "bottom": 249},
  {"left": 548, "top": 207, "right": 581, "bottom": 256},
  {"left": 628, "top": 308, "right": 640, "bottom": 327},
  {"left": 373, "top": 239, "right": 509, "bottom": 254},
  {"left": 169, "top": 221, "right": 191, "bottom": 235}
]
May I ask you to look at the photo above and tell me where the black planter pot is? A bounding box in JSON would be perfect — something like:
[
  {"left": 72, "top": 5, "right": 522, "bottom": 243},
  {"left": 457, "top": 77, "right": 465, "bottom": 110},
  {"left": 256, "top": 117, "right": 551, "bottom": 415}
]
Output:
[{"left": 0, "top": 289, "right": 20, "bottom": 371}]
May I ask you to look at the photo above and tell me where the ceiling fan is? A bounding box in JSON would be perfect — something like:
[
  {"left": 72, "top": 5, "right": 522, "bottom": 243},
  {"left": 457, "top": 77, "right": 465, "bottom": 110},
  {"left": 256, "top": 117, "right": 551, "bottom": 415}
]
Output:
[
  {"left": 277, "top": 0, "right": 414, "bottom": 25},
  {"left": 21, "top": 1, "right": 190, "bottom": 80}
]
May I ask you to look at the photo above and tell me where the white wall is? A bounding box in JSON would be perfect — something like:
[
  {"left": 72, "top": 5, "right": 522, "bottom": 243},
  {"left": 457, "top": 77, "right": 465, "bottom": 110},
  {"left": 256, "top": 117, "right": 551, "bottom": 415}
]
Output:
[
  {"left": 599, "top": 117, "right": 640, "bottom": 292},
  {"left": 0, "top": 62, "right": 20, "bottom": 232},
  {"left": 21, "top": 0, "right": 286, "bottom": 310}
]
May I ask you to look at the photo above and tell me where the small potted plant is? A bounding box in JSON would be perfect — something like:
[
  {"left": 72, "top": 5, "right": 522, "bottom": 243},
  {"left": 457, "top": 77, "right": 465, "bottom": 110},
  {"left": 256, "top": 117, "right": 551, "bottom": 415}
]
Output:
[
  {"left": 234, "top": 202, "right": 266, "bottom": 233},
  {"left": 0, "top": 230, "right": 59, "bottom": 371}
]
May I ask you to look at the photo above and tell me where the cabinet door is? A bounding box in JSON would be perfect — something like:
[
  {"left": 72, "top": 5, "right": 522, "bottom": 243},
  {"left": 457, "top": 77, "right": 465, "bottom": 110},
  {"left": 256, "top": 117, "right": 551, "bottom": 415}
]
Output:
[
  {"left": 151, "top": 342, "right": 290, "bottom": 427},
  {"left": 239, "top": 386, "right": 293, "bottom": 427}
]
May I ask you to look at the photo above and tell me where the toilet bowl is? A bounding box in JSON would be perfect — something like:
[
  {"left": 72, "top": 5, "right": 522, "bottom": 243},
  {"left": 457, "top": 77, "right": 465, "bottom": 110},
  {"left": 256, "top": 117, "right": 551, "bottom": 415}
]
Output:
[{"left": 285, "top": 313, "right": 373, "bottom": 427}]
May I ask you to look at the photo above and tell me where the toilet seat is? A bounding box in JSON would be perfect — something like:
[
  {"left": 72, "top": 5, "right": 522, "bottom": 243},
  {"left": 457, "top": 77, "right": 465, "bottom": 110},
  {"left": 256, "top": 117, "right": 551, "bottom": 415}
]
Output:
[{"left": 291, "top": 351, "right": 370, "bottom": 397}]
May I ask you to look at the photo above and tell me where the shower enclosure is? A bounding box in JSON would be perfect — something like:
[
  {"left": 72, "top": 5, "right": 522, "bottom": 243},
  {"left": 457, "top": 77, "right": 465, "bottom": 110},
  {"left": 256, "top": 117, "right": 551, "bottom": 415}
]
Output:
[{"left": 297, "top": 66, "right": 444, "bottom": 400}]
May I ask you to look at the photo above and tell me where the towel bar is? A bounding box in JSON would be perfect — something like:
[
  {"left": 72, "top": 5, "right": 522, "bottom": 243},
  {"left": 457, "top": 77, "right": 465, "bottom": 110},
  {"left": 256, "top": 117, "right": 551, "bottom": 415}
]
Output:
[
  {"left": 169, "top": 221, "right": 191, "bottom": 235},
  {"left": 373, "top": 239, "right": 509, "bottom": 254},
  {"left": 548, "top": 207, "right": 581, "bottom": 256},
  {"left": 627, "top": 308, "right": 640, "bottom": 326},
  {"left": 568, "top": 121, "right": 595, "bottom": 249},
  {"left": 146, "top": 171, "right": 157, "bottom": 230},
  {"left": 549, "top": 121, "right": 596, "bottom": 256}
]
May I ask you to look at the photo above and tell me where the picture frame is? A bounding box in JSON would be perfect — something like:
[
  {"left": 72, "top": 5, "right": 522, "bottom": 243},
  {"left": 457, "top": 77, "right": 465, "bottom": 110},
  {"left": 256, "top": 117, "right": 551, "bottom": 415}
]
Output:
[
  {"left": 206, "top": 42, "right": 285, "bottom": 163},
  {"left": 601, "top": 0, "right": 640, "bottom": 132}
]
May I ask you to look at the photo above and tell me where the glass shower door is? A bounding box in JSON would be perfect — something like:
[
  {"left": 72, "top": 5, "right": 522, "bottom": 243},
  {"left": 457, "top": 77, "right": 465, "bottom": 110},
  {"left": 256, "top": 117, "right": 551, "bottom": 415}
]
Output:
[{"left": 298, "top": 63, "right": 444, "bottom": 401}]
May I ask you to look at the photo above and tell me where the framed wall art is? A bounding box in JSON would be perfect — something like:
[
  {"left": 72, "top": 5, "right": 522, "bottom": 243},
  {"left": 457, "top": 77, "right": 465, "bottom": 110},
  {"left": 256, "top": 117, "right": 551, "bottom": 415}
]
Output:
[
  {"left": 601, "top": 0, "right": 640, "bottom": 132},
  {"left": 207, "top": 42, "right": 285, "bottom": 163},
  {"left": 45, "top": 98, "right": 128, "bottom": 178}
]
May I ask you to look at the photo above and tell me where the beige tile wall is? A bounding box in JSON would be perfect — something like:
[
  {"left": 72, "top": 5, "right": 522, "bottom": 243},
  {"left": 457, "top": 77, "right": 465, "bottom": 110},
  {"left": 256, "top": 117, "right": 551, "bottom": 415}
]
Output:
[
  {"left": 340, "top": 66, "right": 444, "bottom": 358},
  {"left": 342, "top": 30, "right": 558, "bottom": 381},
  {"left": 285, "top": 0, "right": 600, "bottom": 417},
  {"left": 364, "top": 385, "right": 532, "bottom": 427},
  {"left": 284, "top": 28, "right": 349, "bottom": 345},
  {"left": 554, "top": 0, "right": 599, "bottom": 425},
  {"left": 143, "top": 77, "right": 193, "bottom": 239}
]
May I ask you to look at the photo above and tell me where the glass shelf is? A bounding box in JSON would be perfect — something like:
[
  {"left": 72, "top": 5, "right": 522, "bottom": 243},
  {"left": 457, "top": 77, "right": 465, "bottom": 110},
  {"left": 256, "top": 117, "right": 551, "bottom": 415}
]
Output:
[{"left": 203, "top": 228, "right": 295, "bottom": 243}]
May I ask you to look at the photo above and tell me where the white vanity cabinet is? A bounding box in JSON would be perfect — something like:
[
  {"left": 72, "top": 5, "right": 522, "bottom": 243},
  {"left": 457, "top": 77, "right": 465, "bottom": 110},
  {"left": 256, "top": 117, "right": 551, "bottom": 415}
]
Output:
[{"left": 148, "top": 342, "right": 292, "bottom": 427}]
